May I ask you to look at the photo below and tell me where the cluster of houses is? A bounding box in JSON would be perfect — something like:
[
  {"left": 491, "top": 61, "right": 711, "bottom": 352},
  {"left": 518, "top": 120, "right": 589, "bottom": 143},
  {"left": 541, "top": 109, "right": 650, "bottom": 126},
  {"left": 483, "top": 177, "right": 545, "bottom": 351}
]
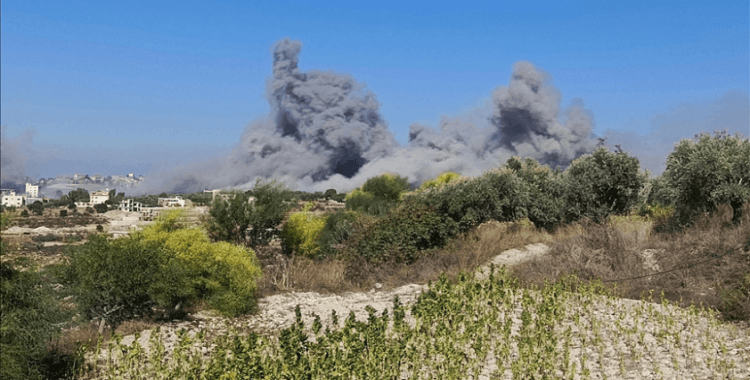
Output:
[{"left": 0, "top": 183, "right": 42, "bottom": 208}]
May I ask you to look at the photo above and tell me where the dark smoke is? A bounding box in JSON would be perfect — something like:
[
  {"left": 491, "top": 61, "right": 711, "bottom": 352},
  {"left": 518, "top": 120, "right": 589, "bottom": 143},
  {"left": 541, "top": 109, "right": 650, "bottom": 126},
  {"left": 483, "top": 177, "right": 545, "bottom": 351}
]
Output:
[{"left": 136, "top": 40, "right": 599, "bottom": 194}]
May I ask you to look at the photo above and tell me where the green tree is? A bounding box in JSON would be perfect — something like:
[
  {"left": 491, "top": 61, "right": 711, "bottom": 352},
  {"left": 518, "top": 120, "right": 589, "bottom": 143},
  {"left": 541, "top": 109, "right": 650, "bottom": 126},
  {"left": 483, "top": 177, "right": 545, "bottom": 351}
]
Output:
[
  {"left": 67, "top": 188, "right": 90, "bottom": 203},
  {"left": 664, "top": 131, "right": 750, "bottom": 224},
  {"left": 346, "top": 173, "right": 411, "bottom": 216},
  {"left": 29, "top": 201, "right": 44, "bottom": 216},
  {"left": 206, "top": 180, "right": 294, "bottom": 247},
  {"left": 563, "top": 147, "right": 645, "bottom": 222},
  {"left": 94, "top": 203, "right": 108, "bottom": 214}
]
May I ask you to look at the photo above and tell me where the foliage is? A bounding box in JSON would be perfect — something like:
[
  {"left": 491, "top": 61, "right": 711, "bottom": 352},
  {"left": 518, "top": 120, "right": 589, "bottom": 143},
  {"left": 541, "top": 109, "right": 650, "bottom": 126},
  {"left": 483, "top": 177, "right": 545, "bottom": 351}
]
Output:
[
  {"left": 20, "top": 210, "right": 29, "bottom": 218},
  {"left": 182, "top": 191, "right": 214, "bottom": 206},
  {"left": 280, "top": 203, "right": 328, "bottom": 258},
  {"left": 345, "top": 201, "right": 459, "bottom": 264},
  {"left": 563, "top": 147, "right": 645, "bottom": 223},
  {"left": 67, "top": 188, "right": 90, "bottom": 203},
  {"left": 94, "top": 203, "right": 108, "bottom": 214},
  {"left": 74, "top": 266, "right": 750, "bottom": 380},
  {"left": 59, "top": 209, "right": 68, "bottom": 217},
  {"left": 317, "top": 210, "right": 358, "bottom": 257},
  {"left": 1, "top": 215, "right": 66, "bottom": 380},
  {"left": 346, "top": 173, "right": 411, "bottom": 216},
  {"left": 63, "top": 235, "right": 172, "bottom": 327},
  {"left": 664, "top": 131, "right": 750, "bottom": 225},
  {"left": 418, "top": 171, "right": 463, "bottom": 191},
  {"left": 85, "top": 207, "right": 95, "bottom": 214},
  {"left": 28, "top": 201, "right": 44, "bottom": 216},
  {"left": 140, "top": 211, "right": 262, "bottom": 316},
  {"left": 207, "top": 181, "right": 294, "bottom": 247},
  {"left": 65, "top": 211, "right": 263, "bottom": 325},
  {"left": 1, "top": 264, "right": 66, "bottom": 380},
  {"left": 237, "top": 180, "right": 294, "bottom": 247},
  {"left": 504, "top": 157, "right": 566, "bottom": 230},
  {"left": 205, "top": 191, "right": 253, "bottom": 246}
]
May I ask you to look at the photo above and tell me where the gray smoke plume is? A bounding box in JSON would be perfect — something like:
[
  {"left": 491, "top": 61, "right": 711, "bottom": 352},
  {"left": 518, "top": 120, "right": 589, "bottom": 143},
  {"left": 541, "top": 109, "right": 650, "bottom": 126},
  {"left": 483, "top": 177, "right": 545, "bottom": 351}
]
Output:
[
  {"left": 0, "top": 126, "right": 35, "bottom": 190},
  {"left": 136, "top": 41, "right": 599, "bottom": 194}
]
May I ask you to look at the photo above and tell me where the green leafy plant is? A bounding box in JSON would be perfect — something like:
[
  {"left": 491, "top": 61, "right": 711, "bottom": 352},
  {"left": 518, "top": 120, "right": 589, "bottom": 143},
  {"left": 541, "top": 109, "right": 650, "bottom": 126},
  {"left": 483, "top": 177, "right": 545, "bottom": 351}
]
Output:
[
  {"left": 280, "top": 202, "right": 327, "bottom": 258},
  {"left": 664, "top": 130, "right": 750, "bottom": 225},
  {"left": 563, "top": 147, "right": 645, "bottom": 222}
]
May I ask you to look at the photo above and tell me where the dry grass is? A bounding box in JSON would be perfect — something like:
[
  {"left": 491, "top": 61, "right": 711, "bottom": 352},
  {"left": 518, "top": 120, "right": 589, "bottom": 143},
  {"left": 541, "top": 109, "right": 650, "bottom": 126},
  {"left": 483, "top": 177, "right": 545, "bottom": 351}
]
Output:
[
  {"left": 343, "top": 219, "right": 564, "bottom": 291},
  {"left": 514, "top": 203, "right": 750, "bottom": 321},
  {"left": 254, "top": 219, "right": 561, "bottom": 295}
]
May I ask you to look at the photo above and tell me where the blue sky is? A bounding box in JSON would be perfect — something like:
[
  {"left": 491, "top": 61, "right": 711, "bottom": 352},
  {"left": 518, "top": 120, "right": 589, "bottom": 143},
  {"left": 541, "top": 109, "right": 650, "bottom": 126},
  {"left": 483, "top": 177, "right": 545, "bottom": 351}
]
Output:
[{"left": 1, "top": 0, "right": 748, "bottom": 180}]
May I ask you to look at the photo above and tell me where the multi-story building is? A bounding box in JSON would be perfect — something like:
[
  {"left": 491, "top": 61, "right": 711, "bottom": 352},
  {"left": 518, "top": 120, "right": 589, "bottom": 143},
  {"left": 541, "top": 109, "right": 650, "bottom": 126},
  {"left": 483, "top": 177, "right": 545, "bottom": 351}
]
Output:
[
  {"left": 25, "top": 183, "right": 39, "bottom": 198},
  {"left": 1, "top": 189, "right": 24, "bottom": 207},
  {"left": 90, "top": 190, "right": 111, "bottom": 205}
]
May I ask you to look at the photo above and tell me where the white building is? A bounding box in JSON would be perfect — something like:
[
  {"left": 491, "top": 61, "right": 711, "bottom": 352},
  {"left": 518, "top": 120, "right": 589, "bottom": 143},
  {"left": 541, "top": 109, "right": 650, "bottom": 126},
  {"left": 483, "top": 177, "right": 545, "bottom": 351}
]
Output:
[
  {"left": 25, "top": 183, "right": 39, "bottom": 198},
  {"left": 120, "top": 199, "right": 143, "bottom": 212},
  {"left": 1, "top": 189, "right": 24, "bottom": 208},
  {"left": 90, "top": 189, "right": 111, "bottom": 205},
  {"left": 158, "top": 196, "right": 186, "bottom": 207}
]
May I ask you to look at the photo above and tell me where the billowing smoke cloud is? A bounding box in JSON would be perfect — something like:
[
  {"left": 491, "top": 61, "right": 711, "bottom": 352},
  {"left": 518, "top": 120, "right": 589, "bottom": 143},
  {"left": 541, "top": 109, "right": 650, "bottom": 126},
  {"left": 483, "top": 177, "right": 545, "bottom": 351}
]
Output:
[
  {"left": 137, "top": 40, "right": 599, "bottom": 194},
  {"left": 0, "top": 126, "right": 35, "bottom": 190}
]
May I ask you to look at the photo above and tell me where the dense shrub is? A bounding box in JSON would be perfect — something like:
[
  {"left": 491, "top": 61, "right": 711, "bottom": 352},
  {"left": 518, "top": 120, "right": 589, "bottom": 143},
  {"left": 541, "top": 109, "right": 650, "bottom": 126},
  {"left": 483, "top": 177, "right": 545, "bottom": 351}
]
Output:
[
  {"left": 346, "top": 173, "right": 410, "bottom": 216},
  {"left": 664, "top": 131, "right": 750, "bottom": 225},
  {"left": 418, "top": 171, "right": 463, "bottom": 191},
  {"left": 504, "top": 157, "right": 565, "bottom": 230},
  {"left": 361, "top": 173, "right": 410, "bottom": 201},
  {"left": 280, "top": 203, "right": 327, "bottom": 258},
  {"left": 29, "top": 201, "right": 44, "bottom": 216},
  {"left": 64, "top": 235, "right": 175, "bottom": 328},
  {"left": 93, "top": 203, "right": 108, "bottom": 214},
  {"left": 65, "top": 211, "right": 263, "bottom": 327},
  {"left": 412, "top": 168, "right": 528, "bottom": 231},
  {"left": 85, "top": 207, "right": 95, "bottom": 214},
  {"left": 317, "top": 210, "right": 358, "bottom": 257},
  {"left": 345, "top": 201, "right": 459, "bottom": 264},
  {"left": 207, "top": 180, "right": 294, "bottom": 247},
  {"left": 141, "top": 211, "right": 262, "bottom": 316},
  {"left": 0, "top": 263, "right": 65, "bottom": 380},
  {"left": 1, "top": 214, "right": 65, "bottom": 380},
  {"left": 59, "top": 209, "right": 68, "bottom": 217},
  {"left": 20, "top": 210, "right": 29, "bottom": 218},
  {"left": 563, "top": 147, "right": 644, "bottom": 222}
]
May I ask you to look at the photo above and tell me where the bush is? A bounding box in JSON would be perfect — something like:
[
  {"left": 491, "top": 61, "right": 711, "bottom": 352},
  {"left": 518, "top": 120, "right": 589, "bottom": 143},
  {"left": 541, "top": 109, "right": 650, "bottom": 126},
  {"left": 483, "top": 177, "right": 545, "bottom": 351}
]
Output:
[
  {"left": 29, "top": 201, "right": 44, "bottom": 216},
  {"left": 64, "top": 235, "right": 173, "bottom": 328},
  {"left": 20, "top": 210, "right": 29, "bottom": 218},
  {"left": 141, "top": 212, "right": 261, "bottom": 316},
  {"left": 418, "top": 171, "right": 463, "bottom": 191},
  {"left": 1, "top": 263, "right": 65, "bottom": 380},
  {"left": 345, "top": 201, "right": 459, "bottom": 264},
  {"left": 346, "top": 174, "right": 411, "bottom": 216},
  {"left": 96, "top": 225, "right": 104, "bottom": 232},
  {"left": 318, "top": 210, "right": 358, "bottom": 257},
  {"left": 280, "top": 203, "right": 327, "bottom": 258},
  {"left": 664, "top": 131, "right": 750, "bottom": 225},
  {"left": 93, "top": 203, "right": 108, "bottom": 214},
  {"left": 207, "top": 180, "right": 294, "bottom": 247},
  {"left": 563, "top": 147, "right": 645, "bottom": 223},
  {"left": 85, "top": 207, "right": 95, "bottom": 214},
  {"left": 59, "top": 209, "right": 68, "bottom": 217},
  {"left": 32, "top": 234, "right": 61, "bottom": 243},
  {"left": 504, "top": 157, "right": 565, "bottom": 230},
  {"left": 65, "top": 211, "right": 263, "bottom": 326}
]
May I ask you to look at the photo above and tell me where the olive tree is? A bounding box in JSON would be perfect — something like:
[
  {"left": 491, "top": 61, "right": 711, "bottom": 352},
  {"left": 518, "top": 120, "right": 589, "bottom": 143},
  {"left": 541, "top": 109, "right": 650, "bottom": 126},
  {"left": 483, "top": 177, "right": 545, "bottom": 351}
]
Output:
[
  {"left": 205, "top": 180, "right": 294, "bottom": 247},
  {"left": 664, "top": 130, "right": 750, "bottom": 224}
]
